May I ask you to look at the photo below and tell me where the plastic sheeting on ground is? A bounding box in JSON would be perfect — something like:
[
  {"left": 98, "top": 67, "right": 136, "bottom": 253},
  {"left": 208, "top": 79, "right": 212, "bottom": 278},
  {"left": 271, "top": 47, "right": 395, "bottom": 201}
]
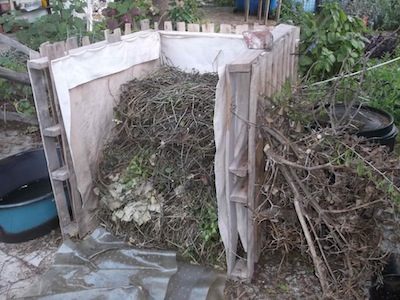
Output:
[{"left": 22, "top": 228, "right": 226, "bottom": 300}]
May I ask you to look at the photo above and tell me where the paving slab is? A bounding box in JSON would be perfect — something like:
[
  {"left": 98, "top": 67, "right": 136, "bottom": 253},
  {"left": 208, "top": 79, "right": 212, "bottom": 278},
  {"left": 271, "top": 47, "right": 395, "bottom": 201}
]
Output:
[{"left": 0, "top": 230, "right": 61, "bottom": 300}]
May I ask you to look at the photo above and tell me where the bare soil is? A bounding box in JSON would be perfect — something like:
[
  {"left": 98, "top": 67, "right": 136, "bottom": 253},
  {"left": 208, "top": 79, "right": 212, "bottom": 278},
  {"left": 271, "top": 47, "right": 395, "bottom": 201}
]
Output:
[
  {"left": 224, "top": 251, "right": 322, "bottom": 300},
  {"left": 200, "top": 6, "right": 276, "bottom": 26},
  {"left": 0, "top": 120, "right": 41, "bottom": 160}
]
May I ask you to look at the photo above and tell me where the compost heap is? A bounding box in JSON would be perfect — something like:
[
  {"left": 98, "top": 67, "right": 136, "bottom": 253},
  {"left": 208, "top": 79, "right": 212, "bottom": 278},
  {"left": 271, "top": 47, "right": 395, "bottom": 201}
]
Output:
[
  {"left": 258, "top": 89, "right": 400, "bottom": 299},
  {"left": 97, "top": 66, "right": 400, "bottom": 298},
  {"left": 97, "top": 67, "right": 222, "bottom": 265}
]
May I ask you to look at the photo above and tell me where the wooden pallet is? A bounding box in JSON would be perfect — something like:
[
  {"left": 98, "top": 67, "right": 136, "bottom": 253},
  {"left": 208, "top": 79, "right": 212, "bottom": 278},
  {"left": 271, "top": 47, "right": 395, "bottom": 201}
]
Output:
[
  {"left": 28, "top": 40, "right": 98, "bottom": 239},
  {"left": 224, "top": 24, "right": 300, "bottom": 281}
]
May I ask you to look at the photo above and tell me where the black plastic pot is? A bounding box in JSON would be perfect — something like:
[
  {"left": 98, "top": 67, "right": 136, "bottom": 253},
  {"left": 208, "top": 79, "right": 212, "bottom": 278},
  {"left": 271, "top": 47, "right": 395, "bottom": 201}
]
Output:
[
  {"left": 318, "top": 104, "right": 398, "bottom": 152},
  {"left": 370, "top": 255, "right": 400, "bottom": 300}
]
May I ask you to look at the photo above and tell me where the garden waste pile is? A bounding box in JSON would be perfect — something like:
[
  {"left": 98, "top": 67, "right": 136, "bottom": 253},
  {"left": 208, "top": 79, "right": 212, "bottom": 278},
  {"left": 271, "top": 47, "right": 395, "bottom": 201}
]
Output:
[
  {"left": 96, "top": 67, "right": 223, "bottom": 265},
  {"left": 258, "top": 89, "right": 400, "bottom": 298},
  {"left": 95, "top": 65, "right": 400, "bottom": 299}
]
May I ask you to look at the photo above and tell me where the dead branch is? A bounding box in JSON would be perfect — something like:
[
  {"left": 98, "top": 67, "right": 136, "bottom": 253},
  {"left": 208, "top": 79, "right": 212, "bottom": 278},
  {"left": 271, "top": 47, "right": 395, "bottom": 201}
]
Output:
[
  {"left": 0, "top": 33, "right": 38, "bottom": 56},
  {"left": 259, "top": 87, "right": 399, "bottom": 298},
  {"left": 0, "top": 66, "right": 30, "bottom": 85},
  {"left": 264, "top": 145, "right": 341, "bottom": 171},
  {"left": 280, "top": 165, "right": 330, "bottom": 295}
]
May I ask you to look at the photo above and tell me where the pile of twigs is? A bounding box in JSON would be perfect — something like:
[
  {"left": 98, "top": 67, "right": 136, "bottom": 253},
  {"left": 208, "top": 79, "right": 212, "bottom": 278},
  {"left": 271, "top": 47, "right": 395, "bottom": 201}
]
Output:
[
  {"left": 258, "top": 91, "right": 400, "bottom": 298},
  {"left": 97, "top": 67, "right": 222, "bottom": 264}
]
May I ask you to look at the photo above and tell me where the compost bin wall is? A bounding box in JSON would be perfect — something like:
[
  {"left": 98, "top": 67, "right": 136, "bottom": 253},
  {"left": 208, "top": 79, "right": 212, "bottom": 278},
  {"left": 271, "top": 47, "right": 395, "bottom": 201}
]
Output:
[
  {"left": 68, "top": 61, "right": 159, "bottom": 208},
  {"left": 160, "top": 31, "right": 248, "bottom": 73},
  {"left": 50, "top": 29, "right": 253, "bottom": 212}
]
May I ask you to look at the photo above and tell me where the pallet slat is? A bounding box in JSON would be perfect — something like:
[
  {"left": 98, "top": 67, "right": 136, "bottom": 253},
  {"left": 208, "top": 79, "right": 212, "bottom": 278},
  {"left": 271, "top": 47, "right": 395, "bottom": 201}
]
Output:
[
  {"left": 124, "top": 23, "right": 132, "bottom": 35},
  {"left": 229, "top": 148, "right": 248, "bottom": 177},
  {"left": 220, "top": 24, "right": 231, "bottom": 34},
  {"left": 81, "top": 36, "right": 91, "bottom": 46},
  {"left": 28, "top": 67, "right": 72, "bottom": 231},
  {"left": 235, "top": 24, "right": 249, "bottom": 35},
  {"left": 230, "top": 177, "right": 248, "bottom": 204},
  {"left": 177, "top": 22, "right": 186, "bottom": 32},
  {"left": 201, "top": 23, "right": 215, "bottom": 33},
  {"left": 105, "top": 28, "right": 122, "bottom": 43},
  {"left": 187, "top": 23, "right": 200, "bottom": 32},
  {"left": 164, "top": 21, "right": 173, "bottom": 31},
  {"left": 52, "top": 166, "right": 69, "bottom": 181},
  {"left": 140, "top": 19, "right": 150, "bottom": 30},
  {"left": 66, "top": 37, "right": 78, "bottom": 52},
  {"left": 223, "top": 24, "right": 298, "bottom": 282},
  {"left": 43, "top": 124, "right": 61, "bottom": 137}
]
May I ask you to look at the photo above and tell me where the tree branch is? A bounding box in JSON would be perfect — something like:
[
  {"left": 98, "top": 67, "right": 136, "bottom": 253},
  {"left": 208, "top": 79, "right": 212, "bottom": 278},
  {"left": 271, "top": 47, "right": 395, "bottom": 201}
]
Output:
[
  {"left": 280, "top": 165, "right": 330, "bottom": 296},
  {"left": 0, "top": 33, "right": 38, "bottom": 56},
  {"left": 0, "top": 66, "right": 30, "bottom": 85}
]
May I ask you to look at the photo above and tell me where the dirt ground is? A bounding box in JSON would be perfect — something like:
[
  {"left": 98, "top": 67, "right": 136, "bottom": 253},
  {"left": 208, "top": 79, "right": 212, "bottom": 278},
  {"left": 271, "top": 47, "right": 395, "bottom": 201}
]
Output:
[{"left": 200, "top": 6, "right": 276, "bottom": 26}]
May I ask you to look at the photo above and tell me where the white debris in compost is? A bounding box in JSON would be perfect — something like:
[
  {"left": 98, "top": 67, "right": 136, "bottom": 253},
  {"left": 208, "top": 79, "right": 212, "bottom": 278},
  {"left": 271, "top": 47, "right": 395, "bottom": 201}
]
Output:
[{"left": 98, "top": 173, "right": 163, "bottom": 226}]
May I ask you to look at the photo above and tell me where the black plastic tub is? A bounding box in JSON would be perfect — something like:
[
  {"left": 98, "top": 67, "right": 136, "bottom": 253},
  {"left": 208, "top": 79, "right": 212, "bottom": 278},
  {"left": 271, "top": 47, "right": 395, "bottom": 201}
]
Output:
[
  {"left": 0, "top": 148, "right": 59, "bottom": 243},
  {"left": 370, "top": 255, "right": 400, "bottom": 300},
  {"left": 370, "top": 124, "right": 399, "bottom": 152},
  {"left": 317, "top": 104, "right": 398, "bottom": 152}
]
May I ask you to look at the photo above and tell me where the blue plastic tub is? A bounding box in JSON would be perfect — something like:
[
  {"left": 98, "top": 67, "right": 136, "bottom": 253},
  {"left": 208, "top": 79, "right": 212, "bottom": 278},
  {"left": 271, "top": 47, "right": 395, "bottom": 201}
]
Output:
[
  {"left": 235, "top": 0, "right": 278, "bottom": 15},
  {"left": 0, "top": 148, "right": 60, "bottom": 243}
]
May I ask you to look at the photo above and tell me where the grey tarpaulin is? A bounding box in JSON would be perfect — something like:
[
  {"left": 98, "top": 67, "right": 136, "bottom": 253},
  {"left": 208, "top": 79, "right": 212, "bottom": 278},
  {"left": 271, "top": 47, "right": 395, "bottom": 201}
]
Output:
[{"left": 22, "top": 228, "right": 226, "bottom": 299}]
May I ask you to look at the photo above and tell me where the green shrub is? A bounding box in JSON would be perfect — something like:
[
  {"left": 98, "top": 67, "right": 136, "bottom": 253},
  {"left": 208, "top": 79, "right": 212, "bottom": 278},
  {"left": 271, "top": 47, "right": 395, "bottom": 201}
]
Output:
[
  {"left": 99, "top": 0, "right": 159, "bottom": 32},
  {"left": 0, "top": 53, "right": 33, "bottom": 113},
  {"left": 207, "top": 0, "right": 235, "bottom": 7},
  {"left": 167, "top": 0, "right": 204, "bottom": 24},
  {"left": 342, "top": 0, "right": 400, "bottom": 30},
  {"left": 290, "top": 2, "right": 368, "bottom": 81},
  {"left": 15, "top": 0, "right": 88, "bottom": 50},
  {"left": 0, "top": 11, "right": 29, "bottom": 33},
  {"left": 362, "top": 51, "right": 400, "bottom": 124}
]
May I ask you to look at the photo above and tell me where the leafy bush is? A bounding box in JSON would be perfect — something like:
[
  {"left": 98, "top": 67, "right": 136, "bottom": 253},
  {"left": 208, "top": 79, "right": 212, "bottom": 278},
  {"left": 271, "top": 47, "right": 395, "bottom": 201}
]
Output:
[
  {"left": 100, "top": 0, "right": 159, "bottom": 32},
  {"left": 167, "top": 0, "right": 204, "bottom": 24},
  {"left": 0, "top": 52, "right": 35, "bottom": 115},
  {"left": 288, "top": 2, "right": 368, "bottom": 81},
  {"left": 362, "top": 51, "right": 400, "bottom": 124},
  {"left": 0, "top": 11, "right": 29, "bottom": 33},
  {"left": 342, "top": 0, "right": 400, "bottom": 30},
  {"left": 15, "top": 0, "right": 87, "bottom": 50}
]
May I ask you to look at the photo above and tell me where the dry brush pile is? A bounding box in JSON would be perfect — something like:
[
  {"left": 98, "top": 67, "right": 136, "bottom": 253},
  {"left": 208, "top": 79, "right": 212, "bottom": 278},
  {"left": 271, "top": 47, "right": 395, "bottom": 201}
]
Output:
[
  {"left": 96, "top": 67, "right": 223, "bottom": 265},
  {"left": 257, "top": 85, "right": 400, "bottom": 299}
]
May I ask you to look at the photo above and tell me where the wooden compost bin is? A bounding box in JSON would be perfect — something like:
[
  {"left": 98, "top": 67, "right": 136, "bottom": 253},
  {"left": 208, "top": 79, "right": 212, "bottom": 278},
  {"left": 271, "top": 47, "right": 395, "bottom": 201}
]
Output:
[{"left": 28, "top": 22, "right": 299, "bottom": 281}]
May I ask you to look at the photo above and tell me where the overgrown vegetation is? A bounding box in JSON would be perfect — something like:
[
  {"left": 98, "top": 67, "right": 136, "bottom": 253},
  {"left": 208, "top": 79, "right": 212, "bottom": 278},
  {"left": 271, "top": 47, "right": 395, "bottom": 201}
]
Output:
[
  {"left": 99, "top": 0, "right": 159, "bottom": 32},
  {"left": 167, "top": 0, "right": 204, "bottom": 24},
  {"left": 342, "top": 0, "right": 400, "bottom": 30},
  {"left": 362, "top": 50, "right": 400, "bottom": 124},
  {"left": 282, "top": 2, "right": 368, "bottom": 80},
  {"left": 0, "top": 50, "right": 34, "bottom": 115},
  {"left": 0, "top": 10, "right": 29, "bottom": 33},
  {"left": 14, "top": 0, "right": 88, "bottom": 50}
]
